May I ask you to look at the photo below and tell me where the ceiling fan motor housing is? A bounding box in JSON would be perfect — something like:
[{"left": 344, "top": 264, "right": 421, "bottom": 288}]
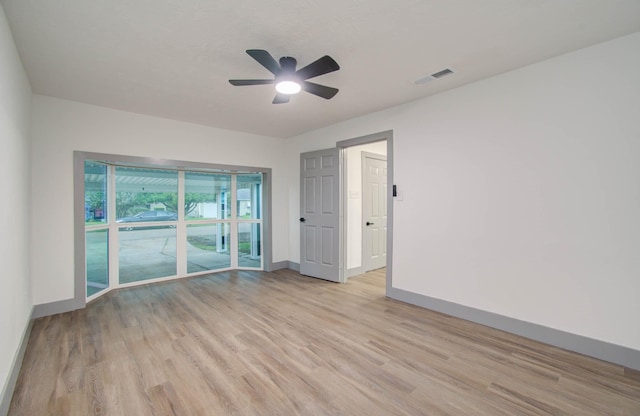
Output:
[{"left": 279, "top": 56, "right": 297, "bottom": 73}]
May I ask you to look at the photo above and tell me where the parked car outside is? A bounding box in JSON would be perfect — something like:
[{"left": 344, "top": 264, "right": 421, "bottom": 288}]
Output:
[{"left": 117, "top": 210, "right": 177, "bottom": 230}]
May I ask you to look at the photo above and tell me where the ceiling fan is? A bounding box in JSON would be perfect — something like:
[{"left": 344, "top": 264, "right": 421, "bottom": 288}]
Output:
[{"left": 229, "top": 49, "right": 340, "bottom": 104}]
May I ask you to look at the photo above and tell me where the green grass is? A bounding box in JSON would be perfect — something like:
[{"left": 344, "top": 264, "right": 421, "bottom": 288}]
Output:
[
  {"left": 187, "top": 236, "right": 252, "bottom": 253},
  {"left": 187, "top": 236, "right": 217, "bottom": 251},
  {"left": 238, "top": 242, "right": 250, "bottom": 253}
]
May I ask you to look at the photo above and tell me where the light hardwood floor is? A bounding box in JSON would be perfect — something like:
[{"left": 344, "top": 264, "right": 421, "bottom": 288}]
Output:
[{"left": 9, "top": 268, "right": 640, "bottom": 415}]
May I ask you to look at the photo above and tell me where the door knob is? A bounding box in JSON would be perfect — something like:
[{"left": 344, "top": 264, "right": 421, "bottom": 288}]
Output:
[
  {"left": 299, "top": 218, "right": 306, "bottom": 222},
  {"left": 366, "top": 221, "right": 374, "bottom": 226}
]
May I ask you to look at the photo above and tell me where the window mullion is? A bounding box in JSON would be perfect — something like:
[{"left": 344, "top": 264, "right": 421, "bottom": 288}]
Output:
[
  {"left": 108, "top": 164, "right": 119, "bottom": 290},
  {"left": 176, "top": 171, "right": 186, "bottom": 276},
  {"left": 230, "top": 174, "right": 238, "bottom": 268}
]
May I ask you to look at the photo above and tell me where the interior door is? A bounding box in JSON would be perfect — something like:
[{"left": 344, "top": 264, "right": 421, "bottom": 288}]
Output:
[
  {"left": 363, "top": 152, "right": 387, "bottom": 271},
  {"left": 300, "top": 148, "right": 340, "bottom": 282}
]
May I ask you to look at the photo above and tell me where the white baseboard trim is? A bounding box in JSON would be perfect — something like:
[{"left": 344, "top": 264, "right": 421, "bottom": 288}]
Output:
[
  {"left": 388, "top": 287, "right": 640, "bottom": 371},
  {"left": 0, "top": 309, "right": 34, "bottom": 416},
  {"left": 287, "top": 262, "right": 300, "bottom": 272},
  {"left": 32, "top": 298, "right": 81, "bottom": 319},
  {"left": 347, "top": 266, "right": 364, "bottom": 278},
  {"left": 270, "top": 261, "right": 290, "bottom": 271}
]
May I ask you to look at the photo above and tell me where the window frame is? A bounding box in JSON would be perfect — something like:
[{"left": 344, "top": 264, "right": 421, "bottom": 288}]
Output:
[{"left": 75, "top": 151, "right": 272, "bottom": 305}]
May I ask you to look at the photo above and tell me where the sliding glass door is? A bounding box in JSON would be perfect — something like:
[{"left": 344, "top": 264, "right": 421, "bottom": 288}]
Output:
[{"left": 84, "top": 161, "right": 263, "bottom": 301}]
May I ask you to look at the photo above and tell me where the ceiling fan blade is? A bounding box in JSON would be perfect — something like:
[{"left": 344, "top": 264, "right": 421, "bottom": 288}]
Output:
[
  {"left": 246, "top": 49, "right": 281, "bottom": 75},
  {"left": 302, "top": 81, "right": 339, "bottom": 99},
  {"left": 296, "top": 55, "right": 340, "bottom": 80},
  {"left": 229, "top": 79, "right": 275, "bottom": 86},
  {"left": 272, "top": 93, "right": 290, "bottom": 104}
]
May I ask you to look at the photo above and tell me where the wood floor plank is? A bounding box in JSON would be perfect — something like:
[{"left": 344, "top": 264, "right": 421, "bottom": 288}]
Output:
[{"left": 9, "top": 269, "right": 640, "bottom": 415}]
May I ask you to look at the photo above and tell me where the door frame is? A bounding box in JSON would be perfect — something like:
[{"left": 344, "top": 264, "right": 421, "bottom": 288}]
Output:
[{"left": 337, "top": 130, "right": 393, "bottom": 295}]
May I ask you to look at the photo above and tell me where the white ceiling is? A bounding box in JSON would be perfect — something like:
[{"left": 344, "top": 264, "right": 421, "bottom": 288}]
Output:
[{"left": 2, "top": 0, "right": 640, "bottom": 138}]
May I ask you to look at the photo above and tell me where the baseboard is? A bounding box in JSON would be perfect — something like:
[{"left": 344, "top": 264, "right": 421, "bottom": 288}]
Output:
[
  {"left": 270, "top": 261, "right": 290, "bottom": 271},
  {"left": 32, "top": 298, "right": 81, "bottom": 319},
  {"left": 288, "top": 262, "right": 300, "bottom": 272},
  {"left": 0, "top": 309, "right": 34, "bottom": 416},
  {"left": 347, "top": 266, "right": 364, "bottom": 278},
  {"left": 387, "top": 287, "right": 640, "bottom": 371}
]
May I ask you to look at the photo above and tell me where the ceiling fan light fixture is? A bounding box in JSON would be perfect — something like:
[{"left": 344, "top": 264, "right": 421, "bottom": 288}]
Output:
[{"left": 275, "top": 80, "right": 301, "bottom": 95}]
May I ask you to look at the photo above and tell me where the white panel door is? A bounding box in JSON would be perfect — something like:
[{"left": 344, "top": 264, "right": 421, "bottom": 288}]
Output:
[
  {"left": 363, "top": 153, "right": 387, "bottom": 272},
  {"left": 300, "top": 148, "right": 340, "bottom": 282}
]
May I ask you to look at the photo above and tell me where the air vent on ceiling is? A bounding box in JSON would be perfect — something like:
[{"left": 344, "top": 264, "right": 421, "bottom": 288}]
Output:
[
  {"left": 431, "top": 68, "right": 454, "bottom": 79},
  {"left": 414, "top": 67, "right": 456, "bottom": 85}
]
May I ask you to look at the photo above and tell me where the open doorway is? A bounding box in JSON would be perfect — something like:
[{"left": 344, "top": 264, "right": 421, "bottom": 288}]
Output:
[
  {"left": 362, "top": 151, "right": 387, "bottom": 272},
  {"left": 337, "top": 131, "right": 393, "bottom": 294},
  {"left": 343, "top": 142, "right": 387, "bottom": 277}
]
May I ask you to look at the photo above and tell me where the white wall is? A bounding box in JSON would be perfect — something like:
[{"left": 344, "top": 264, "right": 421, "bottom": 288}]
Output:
[
  {"left": 288, "top": 33, "right": 640, "bottom": 351},
  {"left": 0, "top": 3, "right": 32, "bottom": 402},
  {"left": 346, "top": 142, "right": 387, "bottom": 270},
  {"left": 30, "top": 96, "right": 289, "bottom": 305}
]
